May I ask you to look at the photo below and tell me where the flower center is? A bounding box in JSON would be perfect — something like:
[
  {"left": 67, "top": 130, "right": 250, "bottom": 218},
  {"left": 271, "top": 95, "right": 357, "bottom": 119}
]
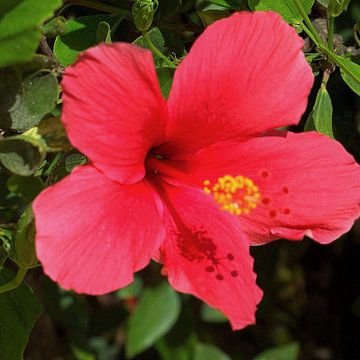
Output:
[{"left": 203, "top": 175, "right": 260, "bottom": 215}]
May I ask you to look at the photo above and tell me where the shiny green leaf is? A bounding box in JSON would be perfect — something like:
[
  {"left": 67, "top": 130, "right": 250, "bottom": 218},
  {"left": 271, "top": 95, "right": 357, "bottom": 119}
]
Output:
[
  {"left": 0, "top": 0, "right": 62, "bottom": 67},
  {"left": 156, "top": 67, "right": 174, "bottom": 99},
  {"left": 126, "top": 283, "right": 181, "bottom": 358},
  {"left": 253, "top": 342, "right": 300, "bottom": 360},
  {"left": 248, "top": 0, "right": 315, "bottom": 24},
  {"left": 305, "top": 86, "right": 334, "bottom": 137},
  {"left": 7, "top": 174, "right": 44, "bottom": 201},
  {"left": 0, "top": 129, "right": 47, "bottom": 176},
  {"left": 0, "top": 268, "right": 42, "bottom": 360},
  {"left": 194, "top": 343, "right": 232, "bottom": 360},
  {"left": 54, "top": 15, "right": 124, "bottom": 67},
  {"left": 0, "top": 68, "right": 59, "bottom": 130},
  {"left": 334, "top": 55, "right": 360, "bottom": 95}
]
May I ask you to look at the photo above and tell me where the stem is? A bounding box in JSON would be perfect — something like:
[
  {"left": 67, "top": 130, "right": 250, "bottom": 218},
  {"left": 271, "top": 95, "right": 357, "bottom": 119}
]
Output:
[
  {"left": 293, "top": 0, "right": 324, "bottom": 46},
  {"left": 0, "top": 267, "right": 27, "bottom": 294},
  {"left": 142, "top": 32, "right": 176, "bottom": 68},
  {"left": 300, "top": 23, "right": 321, "bottom": 47},
  {"left": 40, "top": 36, "right": 64, "bottom": 73},
  {"left": 354, "top": 25, "right": 360, "bottom": 48},
  {"left": 327, "top": 15, "right": 335, "bottom": 50},
  {"left": 321, "top": 68, "right": 331, "bottom": 88},
  {"left": 64, "top": 0, "right": 129, "bottom": 14}
]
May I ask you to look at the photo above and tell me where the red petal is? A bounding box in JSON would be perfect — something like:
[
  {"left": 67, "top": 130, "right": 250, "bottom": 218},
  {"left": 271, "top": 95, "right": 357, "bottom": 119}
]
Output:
[
  {"left": 61, "top": 43, "right": 168, "bottom": 184},
  {"left": 161, "top": 11, "right": 313, "bottom": 157},
  {"left": 187, "top": 132, "right": 360, "bottom": 244},
  {"left": 155, "top": 181, "right": 262, "bottom": 329},
  {"left": 33, "top": 165, "right": 165, "bottom": 294}
]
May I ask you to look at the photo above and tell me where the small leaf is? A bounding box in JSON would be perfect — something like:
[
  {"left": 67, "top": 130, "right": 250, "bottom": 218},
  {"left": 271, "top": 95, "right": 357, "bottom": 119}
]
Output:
[
  {"left": 0, "top": 0, "right": 62, "bottom": 68},
  {"left": 156, "top": 67, "right": 174, "bottom": 99},
  {"left": 96, "top": 22, "right": 112, "bottom": 44},
  {"left": 7, "top": 174, "right": 44, "bottom": 201},
  {"left": 0, "top": 268, "right": 42, "bottom": 360},
  {"left": 126, "top": 283, "right": 181, "bottom": 358},
  {"left": 133, "top": 27, "right": 166, "bottom": 67},
  {"left": 248, "top": 0, "right": 315, "bottom": 24},
  {"left": 65, "top": 153, "right": 87, "bottom": 173},
  {"left": 253, "top": 342, "right": 300, "bottom": 360},
  {"left": 116, "top": 276, "right": 143, "bottom": 300},
  {"left": 0, "top": 68, "right": 59, "bottom": 130},
  {"left": 38, "top": 117, "right": 72, "bottom": 151},
  {"left": 193, "top": 343, "right": 232, "bottom": 360},
  {"left": 305, "top": 86, "right": 334, "bottom": 137},
  {"left": 334, "top": 55, "right": 360, "bottom": 95},
  {"left": 201, "top": 303, "right": 227, "bottom": 323},
  {"left": 197, "top": 10, "right": 231, "bottom": 27},
  {"left": 54, "top": 15, "right": 124, "bottom": 67},
  {"left": 12, "top": 206, "right": 38, "bottom": 268},
  {"left": 0, "top": 129, "right": 47, "bottom": 176}
]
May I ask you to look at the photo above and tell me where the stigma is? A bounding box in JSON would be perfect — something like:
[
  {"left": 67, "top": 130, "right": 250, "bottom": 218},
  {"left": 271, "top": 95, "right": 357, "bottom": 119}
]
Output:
[{"left": 203, "top": 175, "right": 260, "bottom": 215}]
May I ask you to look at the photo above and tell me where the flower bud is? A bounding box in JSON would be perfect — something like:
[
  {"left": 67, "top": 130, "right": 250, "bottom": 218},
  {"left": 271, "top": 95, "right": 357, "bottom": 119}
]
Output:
[
  {"left": 132, "top": 0, "right": 159, "bottom": 32},
  {"left": 328, "top": 0, "right": 350, "bottom": 17},
  {"left": 42, "top": 17, "right": 68, "bottom": 38}
]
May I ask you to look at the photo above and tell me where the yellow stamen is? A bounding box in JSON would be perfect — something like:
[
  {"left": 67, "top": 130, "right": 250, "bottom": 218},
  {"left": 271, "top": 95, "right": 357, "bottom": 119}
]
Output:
[{"left": 203, "top": 175, "right": 261, "bottom": 215}]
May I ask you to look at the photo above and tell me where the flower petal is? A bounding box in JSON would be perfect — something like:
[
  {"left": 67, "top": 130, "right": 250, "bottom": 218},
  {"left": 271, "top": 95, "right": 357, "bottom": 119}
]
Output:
[
  {"left": 33, "top": 165, "right": 165, "bottom": 295},
  {"left": 161, "top": 11, "right": 313, "bottom": 157},
  {"left": 155, "top": 181, "right": 262, "bottom": 329},
  {"left": 187, "top": 132, "right": 360, "bottom": 244},
  {"left": 61, "top": 43, "right": 168, "bottom": 184}
]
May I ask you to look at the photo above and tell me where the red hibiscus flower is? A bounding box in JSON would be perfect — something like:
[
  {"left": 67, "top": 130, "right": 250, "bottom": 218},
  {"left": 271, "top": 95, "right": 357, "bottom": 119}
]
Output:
[{"left": 33, "top": 11, "right": 360, "bottom": 330}]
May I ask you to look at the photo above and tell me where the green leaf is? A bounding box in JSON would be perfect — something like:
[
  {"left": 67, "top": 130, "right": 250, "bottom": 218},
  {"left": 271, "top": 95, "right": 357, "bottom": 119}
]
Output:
[
  {"left": 64, "top": 153, "right": 87, "bottom": 173},
  {"left": 201, "top": 303, "right": 227, "bottom": 323},
  {"left": 0, "top": 268, "right": 42, "bottom": 360},
  {"left": 248, "top": 0, "right": 315, "bottom": 24},
  {"left": 0, "top": 0, "right": 62, "bottom": 68},
  {"left": 116, "top": 276, "right": 143, "bottom": 300},
  {"left": 193, "top": 343, "right": 232, "bottom": 360},
  {"left": 7, "top": 174, "right": 44, "bottom": 201},
  {"left": 126, "top": 283, "right": 181, "bottom": 358},
  {"left": 0, "top": 68, "right": 59, "bottom": 130},
  {"left": 133, "top": 27, "right": 166, "bottom": 67},
  {"left": 0, "top": 129, "right": 47, "bottom": 176},
  {"left": 156, "top": 67, "right": 174, "bottom": 99},
  {"left": 155, "top": 310, "right": 197, "bottom": 360},
  {"left": 197, "top": 10, "right": 231, "bottom": 26},
  {"left": 38, "top": 117, "right": 72, "bottom": 151},
  {"left": 253, "top": 342, "right": 300, "bottom": 360},
  {"left": 54, "top": 15, "right": 124, "bottom": 67},
  {"left": 0, "top": 229, "right": 13, "bottom": 266},
  {"left": 333, "top": 55, "right": 360, "bottom": 95},
  {"left": 208, "top": 0, "right": 232, "bottom": 7},
  {"left": 305, "top": 86, "right": 334, "bottom": 137},
  {"left": 12, "top": 206, "right": 38, "bottom": 268},
  {"left": 96, "top": 22, "right": 112, "bottom": 44}
]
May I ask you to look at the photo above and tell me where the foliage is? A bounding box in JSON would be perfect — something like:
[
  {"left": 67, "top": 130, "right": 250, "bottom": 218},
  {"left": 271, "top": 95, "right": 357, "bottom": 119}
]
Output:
[{"left": 0, "top": 0, "right": 359, "bottom": 359}]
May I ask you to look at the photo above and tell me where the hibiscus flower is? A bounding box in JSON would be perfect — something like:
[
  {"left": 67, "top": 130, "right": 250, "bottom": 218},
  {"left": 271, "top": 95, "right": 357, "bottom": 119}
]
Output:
[{"left": 33, "top": 11, "right": 360, "bottom": 330}]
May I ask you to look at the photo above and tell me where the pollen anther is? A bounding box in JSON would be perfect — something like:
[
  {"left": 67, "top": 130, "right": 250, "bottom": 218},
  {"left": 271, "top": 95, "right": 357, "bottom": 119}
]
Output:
[{"left": 203, "top": 175, "right": 261, "bottom": 215}]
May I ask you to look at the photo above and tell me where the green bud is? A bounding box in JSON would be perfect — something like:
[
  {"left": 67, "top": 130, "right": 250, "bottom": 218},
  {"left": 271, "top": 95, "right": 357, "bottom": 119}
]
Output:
[
  {"left": 12, "top": 206, "right": 38, "bottom": 268},
  {"left": 132, "top": 0, "right": 159, "bottom": 32},
  {"left": 328, "top": 0, "right": 350, "bottom": 17}
]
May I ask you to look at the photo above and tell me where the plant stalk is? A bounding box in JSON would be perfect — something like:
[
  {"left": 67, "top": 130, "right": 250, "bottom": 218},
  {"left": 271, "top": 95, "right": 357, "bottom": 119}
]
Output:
[
  {"left": 142, "top": 32, "right": 176, "bottom": 68},
  {"left": 293, "top": 0, "right": 324, "bottom": 46},
  {"left": 327, "top": 15, "right": 335, "bottom": 50},
  {"left": 0, "top": 267, "right": 27, "bottom": 294}
]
